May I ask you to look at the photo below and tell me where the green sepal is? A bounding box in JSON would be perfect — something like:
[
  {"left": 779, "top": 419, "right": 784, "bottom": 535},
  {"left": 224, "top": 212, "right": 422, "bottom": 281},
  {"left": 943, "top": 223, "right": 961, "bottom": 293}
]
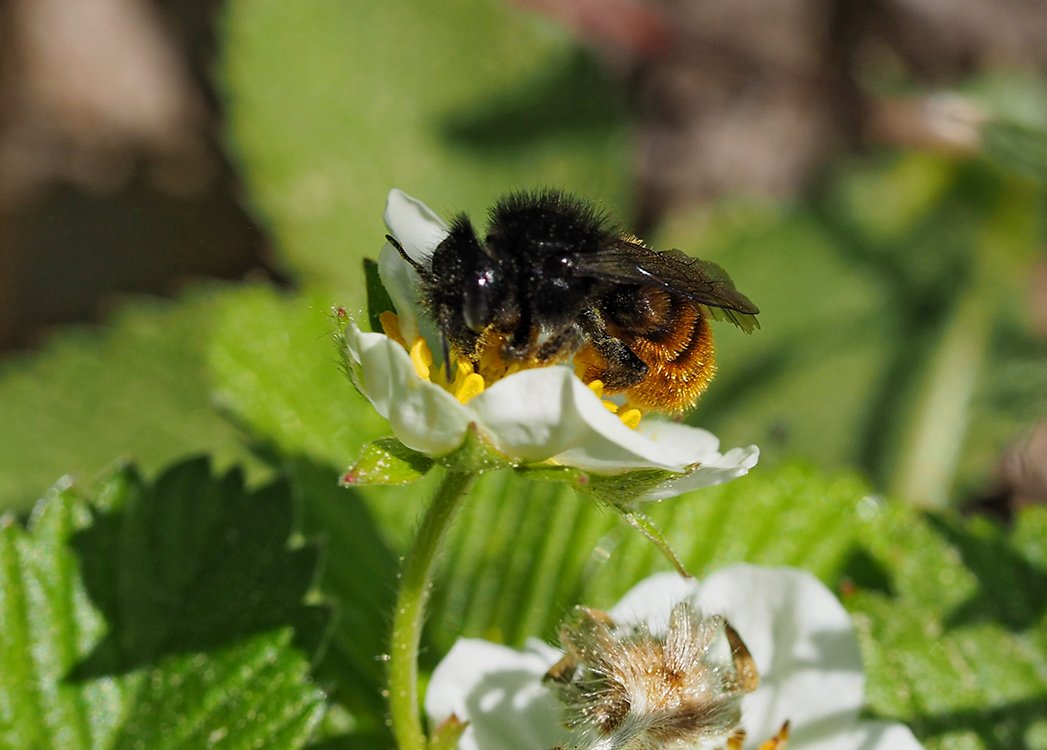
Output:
[
  {"left": 364, "top": 257, "right": 397, "bottom": 333},
  {"left": 516, "top": 463, "right": 693, "bottom": 573},
  {"left": 342, "top": 437, "right": 435, "bottom": 486},
  {"left": 514, "top": 463, "right": 591, "bottom": 488},
  {"left": 617, "top": 509, "right": 690, "bottom": 577},
  {"left": 330, "top": 303, "right": 349, "bottom": 342},
  {"left": 332, "top": 306, "right": 366, "bottom": 399},
  {"left": 574, "top": 468, "right": 693, "bottom": 575},
  {"left": 435, "top": 423, "right": 515, "bottom": 474},
  {"left": 582, "top": 467, "right": 682, "bottom": 510}
]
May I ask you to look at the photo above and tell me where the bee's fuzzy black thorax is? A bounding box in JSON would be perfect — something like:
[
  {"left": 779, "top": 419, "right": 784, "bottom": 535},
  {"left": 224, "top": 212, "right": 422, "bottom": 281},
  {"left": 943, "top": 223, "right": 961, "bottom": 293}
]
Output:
[{"left": 487, "top": 190, "right": 617, "bottom": 257}]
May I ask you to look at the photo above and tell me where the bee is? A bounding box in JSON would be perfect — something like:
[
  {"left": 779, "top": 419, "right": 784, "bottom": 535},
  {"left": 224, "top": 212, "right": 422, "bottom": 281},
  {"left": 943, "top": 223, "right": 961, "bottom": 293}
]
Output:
[{"left": 388, "top": 190, "right": 758, "bottom": 413}]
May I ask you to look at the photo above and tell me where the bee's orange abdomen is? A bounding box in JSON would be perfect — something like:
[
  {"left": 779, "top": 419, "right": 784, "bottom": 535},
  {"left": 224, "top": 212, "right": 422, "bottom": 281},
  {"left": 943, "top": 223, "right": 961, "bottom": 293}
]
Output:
[
  {"left": 575, "top": 297, "right": 716, "bottom": 414},
  {"left": 622, "top": 300, "right": 716, "bottom": 413}
]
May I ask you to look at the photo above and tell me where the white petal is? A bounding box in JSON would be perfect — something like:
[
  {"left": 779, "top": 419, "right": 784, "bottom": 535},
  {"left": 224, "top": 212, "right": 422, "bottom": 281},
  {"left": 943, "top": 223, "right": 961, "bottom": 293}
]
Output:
[
  {"left": 694, "top": 565, "right": 865, "bottom": 748},
  {"left": 346, "top": 324, "right": 471, "bottom": 455},
  {"left": 608, "top": 571, "right": 700, "bottom": 632},
  {"left": 638, "top": 444, "right": 760, "bottom": 501},
  {"left": 425, "top": 638, "right": 568, "bottom": 750},
  {"left": 469, "top": 367, "right": 687, "bottom": 471},
  {"left": 633, "top": 420, "right": 722, "bottom": 464},
  {"left": 378, "top": 241, "right": 424, "bottom": 344},
  {"left": 607, "top": 567, "right": 867, "bottom": 749},
  {"left": 379, "top": 190, "right": 449, "bottom": 346},
  {"left": 384, "top": 188, "right": 448, "bottom": 264},
  {"left": 822, "top": 721, "right": 925, "bottom": 750}
]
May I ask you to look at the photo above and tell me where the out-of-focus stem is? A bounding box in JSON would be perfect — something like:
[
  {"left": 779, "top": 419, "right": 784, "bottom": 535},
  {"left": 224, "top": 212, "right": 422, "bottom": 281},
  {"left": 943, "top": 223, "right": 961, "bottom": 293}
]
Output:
[{"left": 888, "top": 280, "right": 991, "bottom": 508}]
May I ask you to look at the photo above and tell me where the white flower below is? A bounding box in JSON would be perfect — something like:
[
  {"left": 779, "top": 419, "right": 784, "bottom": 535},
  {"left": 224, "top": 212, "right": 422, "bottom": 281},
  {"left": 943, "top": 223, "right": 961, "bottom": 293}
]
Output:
[{"left": 425, "top": 565, "right": 925, "bottom": 750}]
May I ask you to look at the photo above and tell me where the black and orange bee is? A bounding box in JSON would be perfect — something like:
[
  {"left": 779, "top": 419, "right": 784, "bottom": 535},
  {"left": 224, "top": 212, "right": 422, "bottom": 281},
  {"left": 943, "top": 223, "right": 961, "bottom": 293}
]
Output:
[{"left": 389, "top": 190, "right": 758, "bottom": 413}]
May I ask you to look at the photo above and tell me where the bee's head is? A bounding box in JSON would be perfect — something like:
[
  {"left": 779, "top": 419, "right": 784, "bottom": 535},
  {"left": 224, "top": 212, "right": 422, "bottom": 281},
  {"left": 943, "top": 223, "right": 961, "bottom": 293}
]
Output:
[
  {"left": 431, "top": 215, "right": 512, "bottom": 335},
  {"left": 463, "top": 252, "right": 500, "bottom": 333}
]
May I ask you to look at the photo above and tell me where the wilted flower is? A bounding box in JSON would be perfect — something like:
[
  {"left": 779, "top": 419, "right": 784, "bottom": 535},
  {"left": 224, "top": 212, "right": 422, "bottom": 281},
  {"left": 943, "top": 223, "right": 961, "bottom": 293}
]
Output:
[{"left": 425, "top": 565, "right": 924, "bottom": 750}]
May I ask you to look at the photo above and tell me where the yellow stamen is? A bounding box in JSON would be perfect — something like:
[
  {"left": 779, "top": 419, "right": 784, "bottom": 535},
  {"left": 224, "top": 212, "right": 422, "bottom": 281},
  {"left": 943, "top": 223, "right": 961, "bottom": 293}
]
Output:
[
  {"left": 602, "top": 400, "right": 619, "bottom": 414},
  {"left": 619, "top": 408, "right": 642, "bottom": 429},
  {"left": 454, "top": 373, "right": 485, "bottom": 404},
  {"left": 379, "top": 311, "right": 407, "bottom": 348},
  {"left": 455, "top": 359, "right": 474, "bottom": 378},
  {"left": 587, "top": 379, "right": 605, "bottom": 399},
  {"left": 475, "top": 332, "right": 512, "bottom": 381},
  {"left": 409, "top": 337, "right": 433, "bottom": 381},
  {"left": 439, "top": 358, "right": 470, "bottom": 390}
]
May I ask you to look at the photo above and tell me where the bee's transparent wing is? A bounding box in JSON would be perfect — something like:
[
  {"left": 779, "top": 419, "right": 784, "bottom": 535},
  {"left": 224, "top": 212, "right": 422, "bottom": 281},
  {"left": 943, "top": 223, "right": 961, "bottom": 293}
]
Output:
[{"left": 577, "top": 239, "right": 761, "bottom": 333}]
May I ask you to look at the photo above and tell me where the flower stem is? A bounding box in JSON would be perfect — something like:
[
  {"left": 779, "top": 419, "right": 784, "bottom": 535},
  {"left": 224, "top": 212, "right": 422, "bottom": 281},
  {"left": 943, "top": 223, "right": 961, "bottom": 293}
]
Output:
[{"left": 388, "top": 470, "right": 476, "bottom": 750}]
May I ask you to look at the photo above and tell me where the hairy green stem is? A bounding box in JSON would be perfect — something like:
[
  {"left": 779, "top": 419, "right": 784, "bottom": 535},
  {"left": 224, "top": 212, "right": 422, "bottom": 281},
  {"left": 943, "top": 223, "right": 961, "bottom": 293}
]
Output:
[{"left": 388, "top": 470, "right": 475, "bottom": 750}]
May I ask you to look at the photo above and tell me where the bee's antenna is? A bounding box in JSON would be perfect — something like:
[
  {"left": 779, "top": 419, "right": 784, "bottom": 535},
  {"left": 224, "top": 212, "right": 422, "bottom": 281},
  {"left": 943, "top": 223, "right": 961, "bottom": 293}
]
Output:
[
  {"left": 386, "top": 234, "right": 427, "bottom": 276},
  {"left": 442, "top": 335, "right": 453, "bottom": 381}
]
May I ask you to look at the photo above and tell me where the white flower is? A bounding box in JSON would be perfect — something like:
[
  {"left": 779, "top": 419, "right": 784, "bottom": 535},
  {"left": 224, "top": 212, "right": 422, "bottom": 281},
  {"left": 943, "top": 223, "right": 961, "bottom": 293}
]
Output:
[
  {"left": 343, "top": 189, "right": 759, "bottom": 495},
  {"left": 425, "top": 565, "right": 924, "bottom": 750}
]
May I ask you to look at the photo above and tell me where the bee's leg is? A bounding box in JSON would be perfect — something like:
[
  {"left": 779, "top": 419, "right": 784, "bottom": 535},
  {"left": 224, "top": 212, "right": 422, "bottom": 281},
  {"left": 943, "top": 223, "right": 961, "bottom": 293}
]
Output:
[
  {"left": 501, "top": 315, "right": 535, "bottom": 362},
  {"left": 534, "top": 324, "right": 585, "bottom": 363},
  {"left": 441, "top": 335, "right": 453, "bottom": 381},
  {"left": 579, "top": 309, "right": 647, "bottom": 390}
]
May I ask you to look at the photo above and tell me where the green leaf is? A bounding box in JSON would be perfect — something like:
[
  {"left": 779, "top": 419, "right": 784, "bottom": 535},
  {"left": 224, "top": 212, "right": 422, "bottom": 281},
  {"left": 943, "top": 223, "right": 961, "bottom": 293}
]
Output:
[
  {"left": 0, "top": 459, "right": 328, "bottom": 749},
  {"left": 285, "top": 459, "right": 402, "bottom": 738},
  {"left": 110, "top": 628, "right": 324, "bottom": 750},
  {"left": 0, "top": 290, "right": 266, "bottom": 515},
  {"left": 983, "top": 119, "right": 1047, "bottom": 182},
  {"left": 414, "top": 464, "right": 871, "bottom": 656},
  {"left": 208, "top": 286, "right": 391, "bottom": 471},
  {"left": 849, "top": 505, "right": 1047, "bottom": 749},
  {"left": 669, "top": 155, "right": 1044, "bottom": 501},
  {"left": 70, "top": 458, "right": 330, "bottom": 676},
  {"left": 344, "top": 438, "right": 434, "bottom": 486},
  {"left": 319, "top": 461, "right": 1046, "bottom": 749}
]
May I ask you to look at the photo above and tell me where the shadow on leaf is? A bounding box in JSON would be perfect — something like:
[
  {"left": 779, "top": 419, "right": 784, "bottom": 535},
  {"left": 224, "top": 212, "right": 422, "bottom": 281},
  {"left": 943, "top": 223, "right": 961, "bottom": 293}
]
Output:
[
  {"left": 902, "top": 694, "right": 1047, "bottom": 749},
  {"left": 926, "top": 514, "right": 1047, "bottom": 631},
  {"left": 839, "top": 547, "right": 894, "bottom": 597},
  {"left": 67, "top": 456, "right": 331, "bottom": 681},
  {"left": 285, "top": 457, "right": 403, "bottom": 725},
  {"left": 440, "top": 50, "right": 624, "bottom": 152}
]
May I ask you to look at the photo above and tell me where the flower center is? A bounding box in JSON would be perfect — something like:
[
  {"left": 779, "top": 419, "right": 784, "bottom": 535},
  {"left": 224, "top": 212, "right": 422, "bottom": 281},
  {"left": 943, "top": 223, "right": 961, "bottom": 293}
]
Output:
[
  {"left": 379, "top": 312, "right": 643, "bottom": 427},
  {"left": 586, "top": 379, "right": 642, "bottom": 429}
]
